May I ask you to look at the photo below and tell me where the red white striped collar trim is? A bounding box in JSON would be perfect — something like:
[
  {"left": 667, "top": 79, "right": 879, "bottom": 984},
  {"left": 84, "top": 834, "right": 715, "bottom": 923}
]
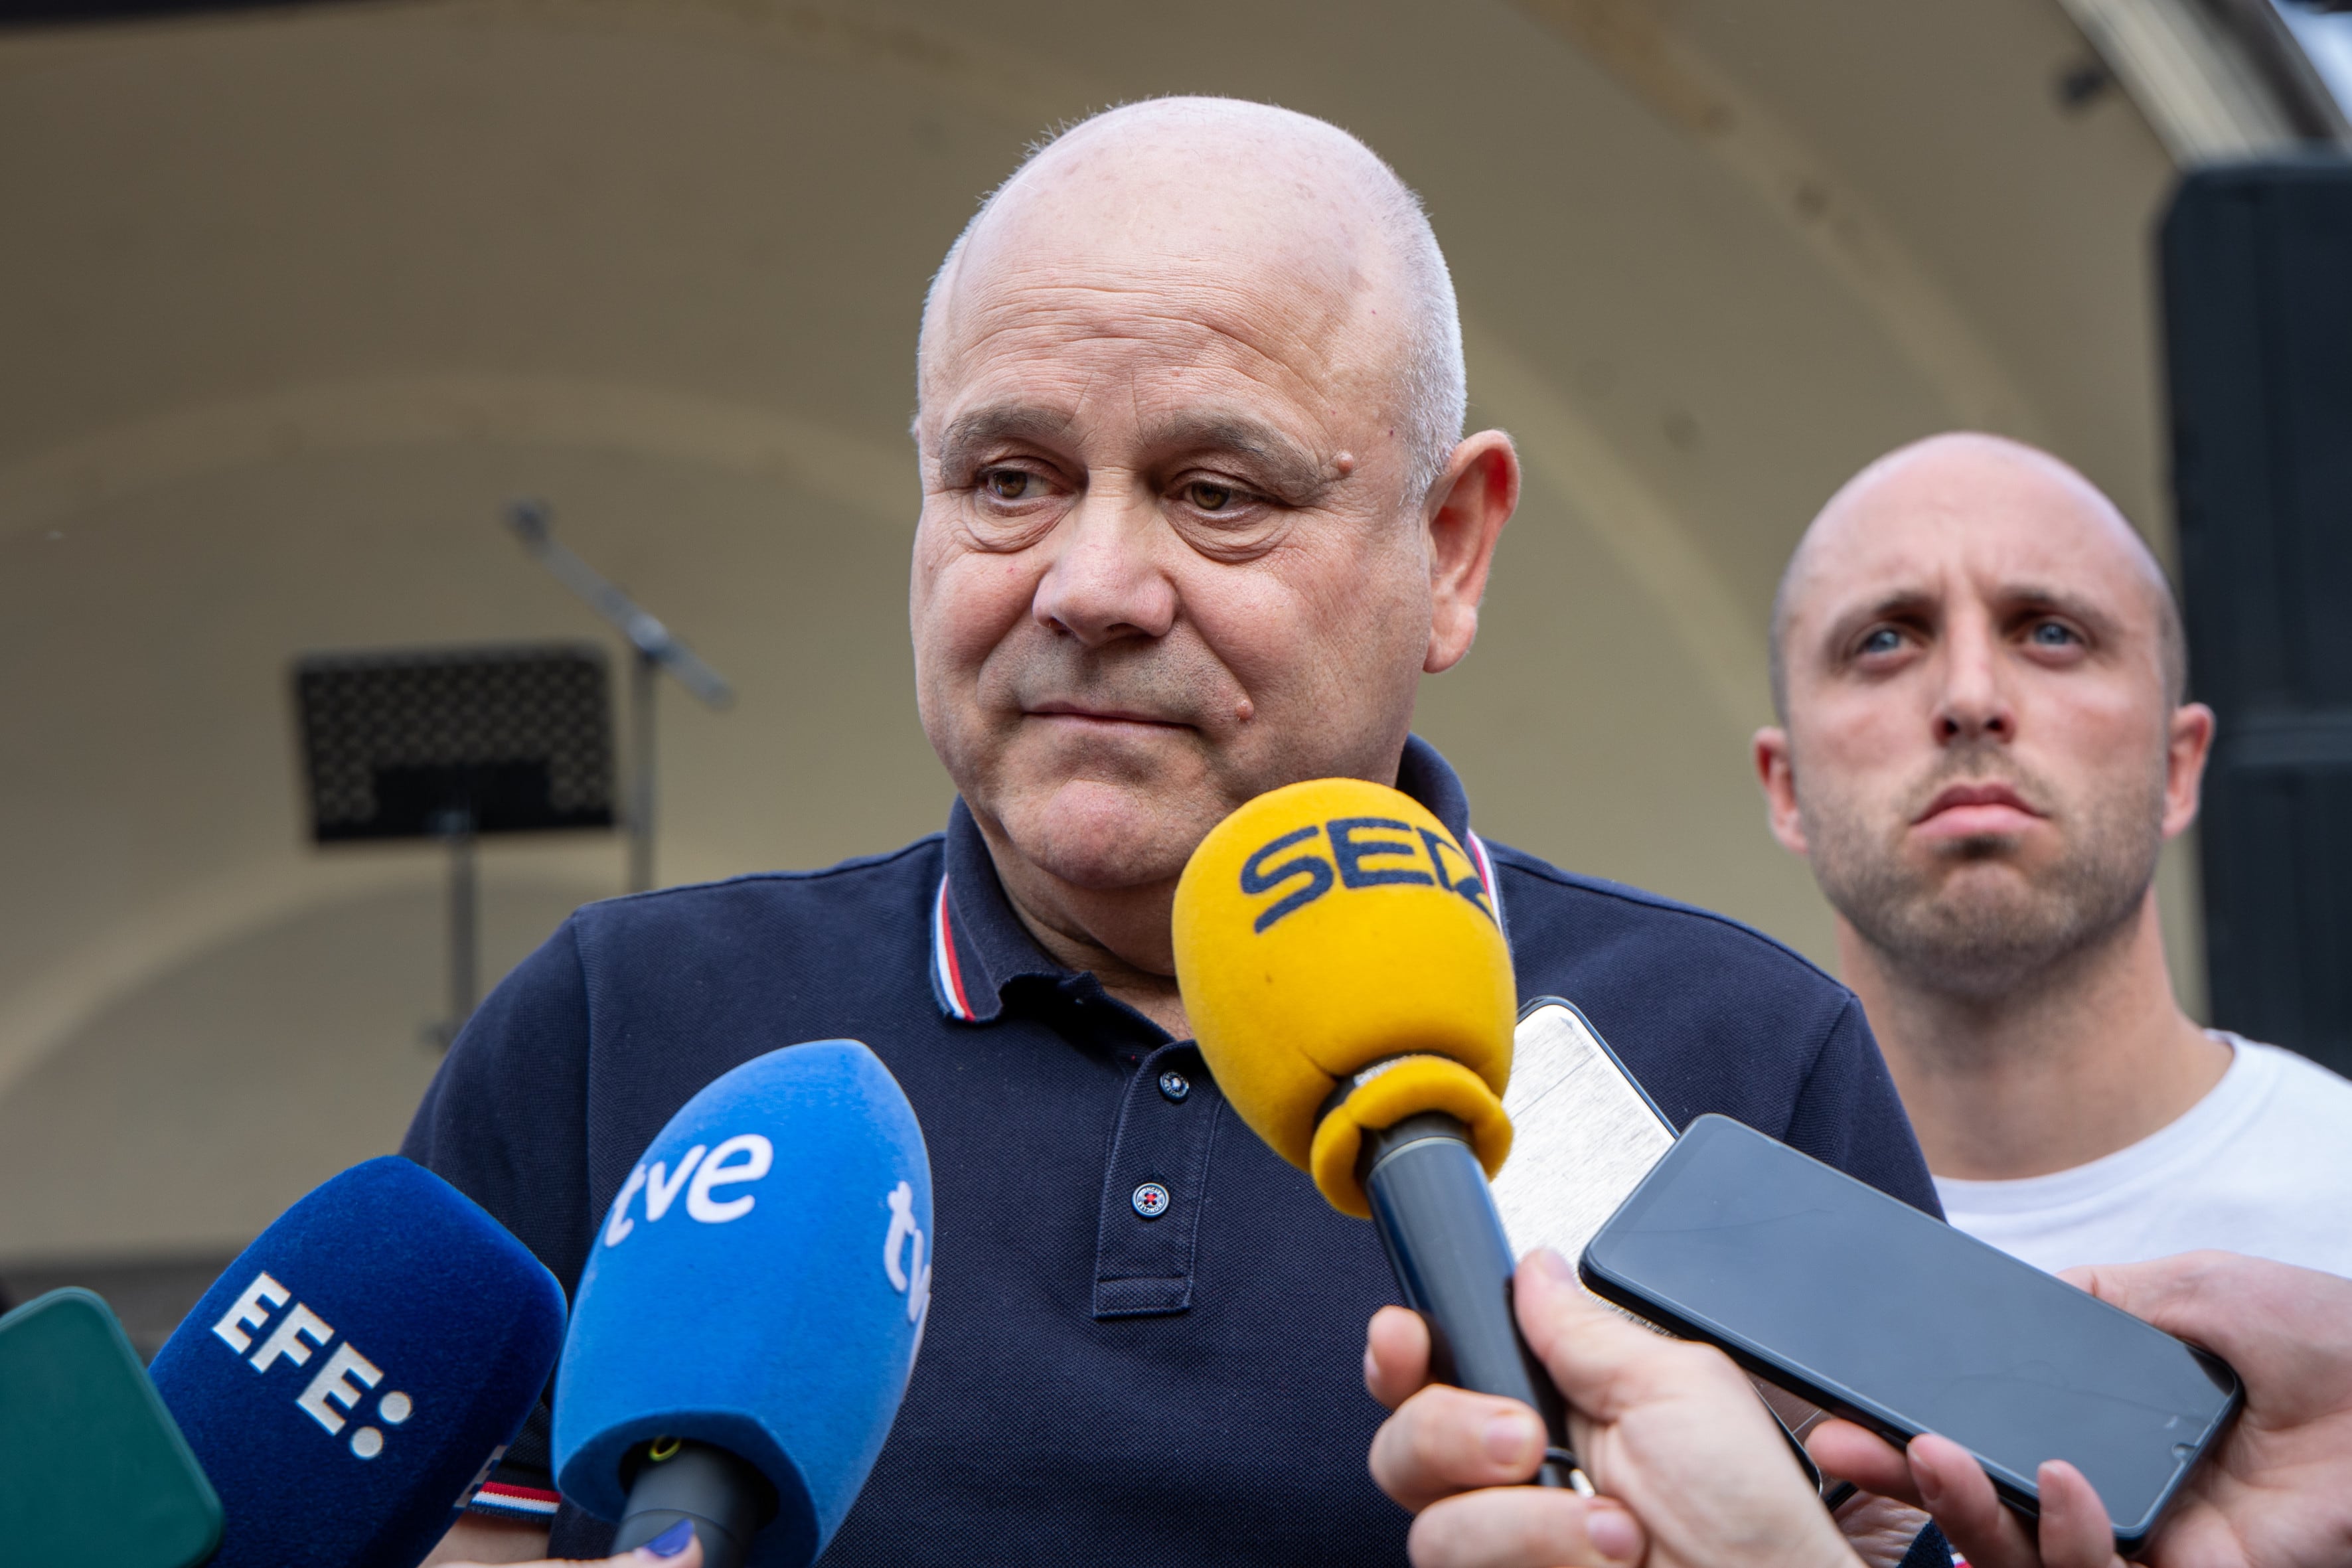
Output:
[
  {"left": 1464, "top": 829, "right": 1502, "bottom": 925},
  {"left": 932, "top": 874, "right": 977, "bottom": 1021},
  {"left": 467, "top": 1481, "right": 561, "bottom": 1518},
  {"left": 929, "top": 829, "right": 1503, "bottom": 1026}
]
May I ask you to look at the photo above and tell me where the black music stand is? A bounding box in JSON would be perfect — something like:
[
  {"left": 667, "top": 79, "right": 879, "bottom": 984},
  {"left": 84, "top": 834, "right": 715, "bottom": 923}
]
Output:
[{"left": 293, "top": 645, "right": 617, "bottom": 1046}]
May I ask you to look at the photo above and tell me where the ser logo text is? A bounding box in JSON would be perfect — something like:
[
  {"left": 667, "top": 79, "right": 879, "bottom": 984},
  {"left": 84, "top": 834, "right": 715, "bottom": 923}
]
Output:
[{"left": 1240, "top": 817, "right": 1493, "bottom": 933}]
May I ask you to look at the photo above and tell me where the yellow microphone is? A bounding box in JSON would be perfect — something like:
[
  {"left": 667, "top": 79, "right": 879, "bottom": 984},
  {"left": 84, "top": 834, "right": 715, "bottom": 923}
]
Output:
[{"left": 1174, "top": 777, "right": 1591, "bottom": 1494}]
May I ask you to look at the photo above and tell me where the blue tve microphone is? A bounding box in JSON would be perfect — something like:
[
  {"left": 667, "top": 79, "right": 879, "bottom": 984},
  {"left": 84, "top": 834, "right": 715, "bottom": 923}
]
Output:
[
  {"left": 147, "top": 1156, "right": 567, "bottom": 1568},
  {"left": 554, "top": 1040, "right": 933, "bottom": 1568}
]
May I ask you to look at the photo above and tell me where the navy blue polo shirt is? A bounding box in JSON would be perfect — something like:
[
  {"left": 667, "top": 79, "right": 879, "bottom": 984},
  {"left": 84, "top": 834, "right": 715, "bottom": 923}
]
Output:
[{"left": 403, "top": 737, "right": 1937, "bottom": 1563}]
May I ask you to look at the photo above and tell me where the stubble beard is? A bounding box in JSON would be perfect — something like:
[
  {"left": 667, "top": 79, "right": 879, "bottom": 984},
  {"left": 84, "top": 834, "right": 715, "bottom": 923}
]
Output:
[{"left": 1798, "top": 742, "right": 2167, "bottom": 1003}]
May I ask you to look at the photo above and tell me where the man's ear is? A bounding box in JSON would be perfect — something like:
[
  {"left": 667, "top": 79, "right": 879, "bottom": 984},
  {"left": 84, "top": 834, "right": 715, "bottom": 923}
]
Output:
[
  {"left": 2161, "top": 702, "right": 2216, "bottom": 839},
  {"left": 1753, "top": 727, "right": 1810, "bottom": 856},
  {"left": 1424, "top": 430, "right": 1519, "bottom": 674}
]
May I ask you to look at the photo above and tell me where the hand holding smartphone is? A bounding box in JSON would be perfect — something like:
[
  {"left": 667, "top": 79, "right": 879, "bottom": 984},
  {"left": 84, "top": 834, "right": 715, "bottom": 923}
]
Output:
[{"left": 1579, "top": 1115, "right": 2242, "bottom": 1552}]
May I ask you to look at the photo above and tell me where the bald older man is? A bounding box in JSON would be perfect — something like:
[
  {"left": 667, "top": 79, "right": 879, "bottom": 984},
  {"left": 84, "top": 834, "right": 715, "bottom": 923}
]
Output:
[
  {"left": 412, "top": 100, "right": 1934, "bottom": 1567},
  {"left": 1755, "top": 433, "right": 2352, "bottom": 1282}
]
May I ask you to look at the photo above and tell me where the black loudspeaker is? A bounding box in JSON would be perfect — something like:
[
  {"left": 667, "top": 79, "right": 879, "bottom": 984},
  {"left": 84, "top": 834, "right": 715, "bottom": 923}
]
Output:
[{"left": 2160, "top": 160, "right": 2352, "bottom": 1075}]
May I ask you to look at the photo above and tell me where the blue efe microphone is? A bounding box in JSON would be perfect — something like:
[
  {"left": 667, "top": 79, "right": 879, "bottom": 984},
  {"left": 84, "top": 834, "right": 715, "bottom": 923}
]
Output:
[
  {"left": 147, "top": 1156, "right": 567, "bottom": 1568},
  {"left": 555, "top": 1040, "right": 933, "bottom": 1568}
]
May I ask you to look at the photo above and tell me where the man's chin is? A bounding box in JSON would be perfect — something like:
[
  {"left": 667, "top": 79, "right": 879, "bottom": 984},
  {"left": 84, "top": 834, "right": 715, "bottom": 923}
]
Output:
[
  {"left": 995, "top": 779, "right": 1223, "bottom": 894},
  {"left": 1892, "top": 867, "right": 2051, "bottom": 944},
  {"left": 1859, "top": 880, "right": 2134, "bottom": 997}
]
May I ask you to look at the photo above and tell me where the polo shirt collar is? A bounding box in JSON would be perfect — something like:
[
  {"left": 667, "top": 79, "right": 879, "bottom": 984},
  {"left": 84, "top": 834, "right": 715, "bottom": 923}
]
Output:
[
  {"left": 931, "top": 734, "right": 1506, "bottom": 1024},
  {"left": 930, "top": 795, "right": 1069, "bottom": 1024}
]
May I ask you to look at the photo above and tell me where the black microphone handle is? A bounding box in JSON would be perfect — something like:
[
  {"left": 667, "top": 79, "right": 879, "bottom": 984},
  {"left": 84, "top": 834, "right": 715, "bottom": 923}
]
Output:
[
  {"left": 1359, "top": 1112, "right": 1589, "bottom": 1492},
  {"left": 613, "top": 1438, "right": 773, "bottom": 1568}
]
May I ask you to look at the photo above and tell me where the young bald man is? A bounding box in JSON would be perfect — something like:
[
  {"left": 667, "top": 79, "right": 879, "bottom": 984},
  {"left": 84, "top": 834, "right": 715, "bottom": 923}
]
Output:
[
  {"left": 411, "top": 100, "right": 1936, "bottom": 1567},
  {"left": 1755, "top": 433, "right": 2352, "bottom": 1278}
]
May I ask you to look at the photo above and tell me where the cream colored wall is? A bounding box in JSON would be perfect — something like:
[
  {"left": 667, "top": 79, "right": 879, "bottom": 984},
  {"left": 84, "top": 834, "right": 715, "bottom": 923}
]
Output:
[{"left": 0, "top": 0, "right": 2196, "bottom": 1261}]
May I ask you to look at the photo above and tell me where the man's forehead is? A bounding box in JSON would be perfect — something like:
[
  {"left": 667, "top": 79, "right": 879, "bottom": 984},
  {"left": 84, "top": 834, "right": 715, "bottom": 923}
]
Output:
[
  {"left": 947, "top": 256, "right": 1352, "bottom": 360},
  {"left": 936, "top": 222, "right": 1365, "bottom": 378},
  {"left": 922, "top": 256, "right": 1383, "bottom": 463},
  {"left": 1792, "top": 448, "right": 2159, "bottom": 625}
]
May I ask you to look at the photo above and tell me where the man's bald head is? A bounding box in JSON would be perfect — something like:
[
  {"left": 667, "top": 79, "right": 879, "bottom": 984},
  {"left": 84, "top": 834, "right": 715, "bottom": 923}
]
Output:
[
  {"left": 1770, "top": 433, "right": 2187, "bottom": 720},
  {"left": 916, "top": 96, "right": 1466, "bottom": 505}
]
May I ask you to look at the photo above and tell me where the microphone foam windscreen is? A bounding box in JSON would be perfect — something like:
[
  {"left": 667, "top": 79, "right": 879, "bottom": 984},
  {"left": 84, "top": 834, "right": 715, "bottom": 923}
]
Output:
[
  {"left": 1172, "top": 778, "right": 1517, "bottom": 1217},
  {"left": 147, "top": 1156, "right": 567, "bottom": 1568},
  {"left": 553, "top": 1039, "right": 933, "bottom": 1568}
]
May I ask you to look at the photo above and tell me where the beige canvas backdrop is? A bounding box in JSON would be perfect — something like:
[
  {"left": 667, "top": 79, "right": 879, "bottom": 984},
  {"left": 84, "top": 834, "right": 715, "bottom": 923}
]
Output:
[{"left": 0, "top": 0, "right": 2197, "bottom": 1262}]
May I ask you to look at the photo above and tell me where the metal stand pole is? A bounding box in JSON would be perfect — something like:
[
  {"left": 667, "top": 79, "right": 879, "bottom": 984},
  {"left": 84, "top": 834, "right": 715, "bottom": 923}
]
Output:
[
  {"left": 506, "top": 500, "right": 731, "bottom": 900},
  {"left": 630, "top": 651, "right": 657, "bottom": 893},
  {"left": 430, "top": 808, "right": 478, "bottom": 1049}
]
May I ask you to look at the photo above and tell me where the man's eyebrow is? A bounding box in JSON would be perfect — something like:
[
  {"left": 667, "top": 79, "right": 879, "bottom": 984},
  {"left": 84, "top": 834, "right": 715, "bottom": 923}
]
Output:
[
  {"left": 1140, "top": 412, "right": 1331, "bottom": 500},
  {"left": 933, "top": 405, "right": 1079, "bottom": 478},
  {"left": 931, "top": 405, "right": 1337, "bottom": 501}
]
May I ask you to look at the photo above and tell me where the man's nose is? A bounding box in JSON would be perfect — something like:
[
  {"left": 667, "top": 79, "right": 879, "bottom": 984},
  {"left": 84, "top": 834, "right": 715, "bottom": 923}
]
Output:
[
  {"left": 1031, "top": 486, "right": 1178, "bottom": 647},
  {"left": 1934, "top": 614, "right": 2015, "bottom": 744}
]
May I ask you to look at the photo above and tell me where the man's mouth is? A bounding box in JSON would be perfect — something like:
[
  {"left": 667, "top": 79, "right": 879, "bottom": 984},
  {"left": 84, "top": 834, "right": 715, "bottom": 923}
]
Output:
[
  {"left": 1026, "top": 701, "right": 1191, "bottom": 730},
  {"left": 1912, "top": 781, "right": 2043, "bottom": 838}
]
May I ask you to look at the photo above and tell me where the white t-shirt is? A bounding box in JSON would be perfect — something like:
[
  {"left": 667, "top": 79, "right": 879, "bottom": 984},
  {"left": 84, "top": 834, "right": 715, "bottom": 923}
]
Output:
[{"left": 1936, "top": 1036, "right": 2352, "bottom": 1279}]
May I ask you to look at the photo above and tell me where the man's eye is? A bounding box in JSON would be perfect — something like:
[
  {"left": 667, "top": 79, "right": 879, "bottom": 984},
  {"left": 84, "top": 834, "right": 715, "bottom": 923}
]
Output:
[
  {"left": 2029, "top": 621, "right": 2079, "bottom": 648},
  {"left": 1859, "top": 627, "right": 1905, "bottom": 656},
  {"left": 1184, "top": 481, "right": 1239, "bottom": 512},
  {"left": 980, "top": 469, "right": 1048, "bottom": 503}
]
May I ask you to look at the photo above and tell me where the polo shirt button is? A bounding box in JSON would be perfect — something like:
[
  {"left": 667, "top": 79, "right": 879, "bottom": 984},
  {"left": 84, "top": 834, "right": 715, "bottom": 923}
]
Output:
[
  {"left": 1132, "top": 1182, "right": 1171, "bottom": 1219},
  {"left": 1157, "top": 1069, "right": 1190, "bottom": 1103}
]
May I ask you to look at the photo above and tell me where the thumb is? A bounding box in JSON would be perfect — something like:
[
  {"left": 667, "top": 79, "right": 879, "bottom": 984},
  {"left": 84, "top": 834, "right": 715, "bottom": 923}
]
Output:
[
  {"left": 1511, "top": 1247, "right": 1672, "bottom": 1417},
  {"left": 2063, "top": 1251, "right": 2352, "bottom": 1401},
  {"left": 2059, "top": 1255, "right": 2215, "bottom": 1335}
]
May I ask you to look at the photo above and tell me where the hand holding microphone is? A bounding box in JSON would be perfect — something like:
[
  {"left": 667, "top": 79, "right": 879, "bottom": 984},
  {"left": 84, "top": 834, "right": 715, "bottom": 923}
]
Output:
[
  {"left": 1171, "top": 779, "right": 1587, "bottom": 1492},
  {"left": 1370, "top": 1248, "right": 1859, "bottom": 1568}
]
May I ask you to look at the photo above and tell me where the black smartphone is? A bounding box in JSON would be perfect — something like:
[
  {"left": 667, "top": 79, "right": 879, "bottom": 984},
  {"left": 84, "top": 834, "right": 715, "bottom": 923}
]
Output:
[{"left": 1579, "top": 1115, "right": 2240, "bottom": 1552}]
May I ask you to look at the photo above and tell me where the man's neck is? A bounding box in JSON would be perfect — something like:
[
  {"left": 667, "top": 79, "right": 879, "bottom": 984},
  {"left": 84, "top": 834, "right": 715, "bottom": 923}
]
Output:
[
  {"left": 974, "top": 827, "right": 1192, "bottom": 1039},
  {"left": 1011, "top": 900, "right": 1192, "bottom": 1038},
  {"left": 1839, "top": 892, "right": 2229, "bottom": 1181}
]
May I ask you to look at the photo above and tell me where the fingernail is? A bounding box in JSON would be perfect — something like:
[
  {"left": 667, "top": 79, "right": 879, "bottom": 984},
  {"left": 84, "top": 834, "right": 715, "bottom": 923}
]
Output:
[
  {"left": 1588, "top": 1504, "right": 1640, "bottom": 1563},
  {"left": 1524, "top": 1247, "right": 1573, "bottom": 1283},
  {"left": 642, "top": 1519, "right": 695, "bottom": 1559},
  {"left": 1483, "top": 1411, "right": 1540, "bottom": 1466},
  {"left": 1913, "top": 1456, "right": 1945, "bottom": 1510}
]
